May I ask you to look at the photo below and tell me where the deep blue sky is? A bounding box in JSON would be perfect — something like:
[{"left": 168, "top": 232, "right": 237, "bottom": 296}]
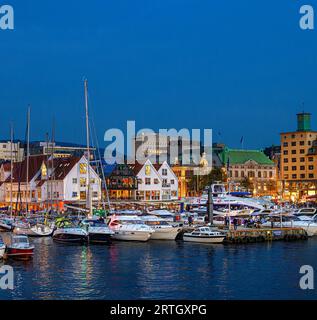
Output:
[{"left": 0, "top": 0, "right": 316, "bottom": 149}]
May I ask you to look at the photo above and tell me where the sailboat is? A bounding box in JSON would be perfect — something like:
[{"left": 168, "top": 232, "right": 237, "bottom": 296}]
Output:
[{"left": 52, "top": 79, "right": 94, "bottom": 244}]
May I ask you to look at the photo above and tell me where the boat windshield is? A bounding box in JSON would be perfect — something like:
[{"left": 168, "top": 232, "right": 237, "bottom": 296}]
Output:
[{"left": 12, "top": 237, "right": 29, "bottom": 245}]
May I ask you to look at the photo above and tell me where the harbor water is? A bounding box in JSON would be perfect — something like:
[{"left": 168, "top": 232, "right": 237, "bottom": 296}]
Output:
[{"left": 1, "top": 236, "right": 317, "bottom": 300}]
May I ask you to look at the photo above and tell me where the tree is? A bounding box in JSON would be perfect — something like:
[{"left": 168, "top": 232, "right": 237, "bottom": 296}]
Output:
[{"left": 188, "top": 167, "right": 227, "bottom": 194}]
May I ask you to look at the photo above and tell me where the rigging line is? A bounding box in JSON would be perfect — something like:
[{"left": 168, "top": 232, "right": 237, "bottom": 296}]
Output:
[{"left": 87, "top": 91, "right": 111, "bottom": 212}]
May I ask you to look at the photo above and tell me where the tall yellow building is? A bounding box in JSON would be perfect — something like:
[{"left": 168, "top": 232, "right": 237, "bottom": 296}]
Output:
[{"left": 280, "top": 113, "right": 317, "bottom": 201}]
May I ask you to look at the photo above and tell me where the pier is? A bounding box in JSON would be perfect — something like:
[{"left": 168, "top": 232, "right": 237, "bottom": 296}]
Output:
[{"left": 224, "top": 227, "right": 308, "bottom": 244}]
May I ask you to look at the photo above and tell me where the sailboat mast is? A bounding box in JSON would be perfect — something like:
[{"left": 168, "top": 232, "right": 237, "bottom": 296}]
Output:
[
  {"left": 26, "top": 106, "right": 30, "bottom": 214},
  {"left": 10, "top": 123, "right": 13, "bottom": 218},
  {"left": 84, "top": 79, "right": 92, "bottom": 216}
]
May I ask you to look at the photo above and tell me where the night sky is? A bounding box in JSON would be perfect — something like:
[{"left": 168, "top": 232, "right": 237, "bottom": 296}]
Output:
[{"left": 0, "top": 0, "right": 316, "bottom": 150}]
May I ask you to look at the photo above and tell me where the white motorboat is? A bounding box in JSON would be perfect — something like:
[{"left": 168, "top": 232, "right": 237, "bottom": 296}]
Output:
[
  {"left": 52, "top": 218, "right": 88, "bottom": 243},
  {"left": 0, "top": 218, "right": 14, "bottom": 232},
  {"left": 109, "top": 215, "right": 154, "bottom": 242},
  {"left": 293, "top": 208, "right": 317, "bottom": 221},
  {"left": 0, "top": 235, "right": 5, "bottom": 259},
  {"left": 292, "top": 214, "right": 317, "bottom": 236},
  {"left": 29, "top": 223, "right": 54, "bottom": 237},
  {"left": 141, "top": 215, "right": 181, "bottom": 240},
  {"left": 189, "top": 183, "right": 265, "bottom": 211},
  {"left": 183, "top": 227, "right": 226, "bottom": 244},
  {"left": 5, "top": 235, "right": 34, "bottom": 260},
  {"left": 81, "top": 218, "right": 114, "bottom": 243}
]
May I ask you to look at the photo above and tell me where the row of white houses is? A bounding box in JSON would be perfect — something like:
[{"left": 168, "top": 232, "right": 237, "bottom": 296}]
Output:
[
  {"left": 0, "top": 155, "right": 101, "bottom": 210},
  {"left": 0, "top": 155, "right": 179, "bottom": 210}
]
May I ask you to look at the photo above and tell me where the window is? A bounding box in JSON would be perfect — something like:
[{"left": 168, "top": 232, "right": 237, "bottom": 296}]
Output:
[
  {"left": 309, "top": 165, "right": 314, "bottom": 170},
  {"left": 292, "top": 166, "right": 297, "bottom": 171},
  {"left": 292, "top": 174, "right": 297, "bottom": 179},
  {"left": 79, "top": 163, "right": 87, "bottom": 174},
  {"left": 241, "top": 171, "right": 245, "bottom": 178},
  {"left": 284, "top": 166, "right": 288, "bottom": 171},
  {"left": 92, "top": 191, "right": 98, "bottom": 198},
  {"left": 283, "top": 158, "right": 288, "bottom": 163},
  {"left": 235, "top": 171, "right": 239, "bottom": 178},
  {"left": 308, "top": 157, "right": 314, "bottom": 162},
  {"left": 309, "top": 174, "right": 314, "bottom": 178},
  {"left": 154, "top": 178, "right": 159, "bottom": 184},
  {"left": 72, "top": 178, "right": 77, "bottom": 184},
  {"left": 283, "top": 142, "right": 288, "bottom": 147},
  {"left": 269, "top": 171, "right": 273, "bottom": 178},
  {"left": 283, "top": 150, "right": 288, "bottom": 155},
  {"left": 80, "top": 191, "right": 86, "bottom": 200},
  {"left": 170, "top": 179, "right": 175, "bottom": 184},
  {"left": 292, "top": 158, "right": 296, "bottom": 163},
  {"left": 145, "top": 178, "right": 151, "bottom": 185},
  {"left": 291, "top": 142, "right": 296, "bottom": 146},
  {"left": 72, "top": 192, "right": 78, "bottom": 198},
  {"left": 284, "top": 174, "right": 289, "bottom": 179},
  {"left": 300, "top": 174, "right": 305, "bottom": 179},
  {"left": 264, "top": 171, "right": 268, "bottom": 178},
  {"left": 291, "top": 150, "right": 296, "bottom": 154},
  {"left": 300, "top": 141, "right": 305, "bottom": 146},
  {"left": 145, "top": 165, "right": 151, "bottom": 176},
  {"left": 80, "top": 178, "right": 86, "bottom": 187},
  {"left": 300, "top": 149, "right": 305, "bottom": 154},
  {"left": 300, "top": 157, "right": 305, "bottom": 162},
  {"left": 300, "top": 166, "right": 305, "bottom": 170},
  {"left": 162, "top": 168, "right": 168, "bottom": 176},
  {"left": 90, "top": 178, "right": 95, "bottom": 184}
]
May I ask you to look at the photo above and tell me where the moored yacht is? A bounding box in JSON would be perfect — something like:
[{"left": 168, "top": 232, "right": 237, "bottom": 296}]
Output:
[
  {"left": 81, "top": 218, "right": 114, "bottom": 243},
  {"left": 109, "top": 215, "right": 154, "bottom": 242},
  {"left": 52, "top": 218, "right": 88, "bottom": 244},
  {"left": 141, "top": 215, "right": 181, "bottom": 240},
  {"left": 5, "top": 235, "right": 34, "bottom": 260},
  {"left": 183, "top": 227, "right": 226, "bottom": 244},
  {"left": 0, "top": 218, "right": 14, "bottom": 232}
]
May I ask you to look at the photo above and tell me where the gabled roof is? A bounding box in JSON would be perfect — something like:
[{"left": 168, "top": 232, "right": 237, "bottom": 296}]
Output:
[
  {"left": 220, "top": 149, "right": 275, "bottom": 166},
  {"left": 5, "top": 155, "right": 48, "bottom": 183},
  {"left": 1, "top": 162, "right": 12, "bottom": 172},
  {"left": 35, "top": 156, "right": 80, "bottom": 184}
]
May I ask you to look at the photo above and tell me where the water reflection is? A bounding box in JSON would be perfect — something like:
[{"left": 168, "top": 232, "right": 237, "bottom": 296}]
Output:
[{"left": 0, "top": 238, "right": 317, "bottom": 300}]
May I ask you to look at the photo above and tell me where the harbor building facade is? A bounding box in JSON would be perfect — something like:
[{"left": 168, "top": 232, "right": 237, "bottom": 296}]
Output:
[
  {"left": 132, "top": 159, "right": 178, "bottom": 201},
  {"left": 0, "top": 140, "right": 24, "bottom": 162},
  {"left": 280, "top": 113, "right": 317, "bottom": 202},
  {"left": 219, "top": 147, "right": 276, "bottom": 196}
]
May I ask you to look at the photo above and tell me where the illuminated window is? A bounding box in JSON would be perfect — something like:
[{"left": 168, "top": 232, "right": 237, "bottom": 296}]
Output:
[
  {"left": 80, "top": 178, "right": 86, "bottom": 187},
  {"left": 79, "top": 163, "right": 87, "bottom": 174},
  {"left": 145, "top": 165, "right": 151, "bottom": 176}
]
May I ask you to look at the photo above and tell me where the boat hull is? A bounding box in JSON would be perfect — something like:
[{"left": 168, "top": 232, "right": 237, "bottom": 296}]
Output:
[
  {"left": 53, "top": 229, "right": 88, "bottom": 244},
  {"left": 150, "top": 228, "right": 180, "bottom": 240},
  {"left": 183, "top": 234, "right": 225, "bottom": 243},
  {"left": 0, "top": 225, "right": 13, "bottom": 232},
  {"left": 5, "top": 247, "right": 34, "bottom": 260},
  {"left": 112, "top": 231, "right": 152, "bottom": 242},
  {"left": 88, "top": 232, "right": 112, "bottom": 243}
]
